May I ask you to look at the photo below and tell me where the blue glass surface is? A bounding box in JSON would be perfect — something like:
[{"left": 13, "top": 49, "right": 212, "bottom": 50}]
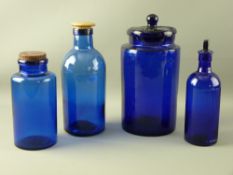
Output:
[
  {"left": 121, "top": 44, "right": 180, "bottom": 136},
  {"left": 62, "top": 30, "right": 105, "bottom": 136},
  {"left": 185, "top": 45, "right": 221, "bottom": 146},
  {"left": 11, "top": 60, "right": 57, "bottom": 150}
]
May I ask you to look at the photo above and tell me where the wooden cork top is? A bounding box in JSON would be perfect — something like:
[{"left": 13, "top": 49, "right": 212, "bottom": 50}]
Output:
[
  {"left": 19, "top": 51, "right": 47, "bottom": 62},
  {"left": 72, "top": 22, "right": 95, "bottom": 29}
]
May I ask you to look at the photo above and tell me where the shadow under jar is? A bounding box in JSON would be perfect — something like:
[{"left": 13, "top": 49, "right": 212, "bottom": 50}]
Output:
[
  {"left": 11, "top": 51, "right": 57, "bottom": 150},
  {"left": 121, "top": 14, "right": 180, "bottom": 136}
]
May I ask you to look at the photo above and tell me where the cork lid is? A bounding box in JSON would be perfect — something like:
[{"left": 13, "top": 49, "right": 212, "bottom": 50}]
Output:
[
  {"left": 72, "top": 22, "right": 95, "bottom": 29},
  {"left": 19, "top": 51, "right": 47, "bottom": 62}
]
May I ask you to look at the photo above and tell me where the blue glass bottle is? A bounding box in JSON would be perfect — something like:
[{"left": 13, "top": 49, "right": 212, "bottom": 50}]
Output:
[
  {"left": 121, "top": 14, "right": 180, "bottom": 136},
  {"left": 11, "top": 51, "right": 57, "bottom": 150},
  {"left": 62, "top": 22, "right": 105, "bottom": 136},
  {"left": 185, "top": 40, "right": 221, "bottom": 146}
]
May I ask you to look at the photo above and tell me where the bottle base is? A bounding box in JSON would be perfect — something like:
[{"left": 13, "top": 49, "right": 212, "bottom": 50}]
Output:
[
  {"left": 15, "top": 136, "right": 56, "bottom": 150},
  {"left": 66, "top": 120, "right": 104, "bottom": 136},
  {"left": 185, "top": 135, "right": 217, "bottom": 146}
]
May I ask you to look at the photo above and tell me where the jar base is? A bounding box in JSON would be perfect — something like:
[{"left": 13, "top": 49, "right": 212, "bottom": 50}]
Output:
[
  {"left": 15, "top": 136, "right": 56, "bottom": 150},
  {"left": 66, "top": 120, "right": 104, "bottom": 136},
  {"left": 122, "top": 116, "right": 175, "bottom": 136},
  {"left": 123, "top": 126, "right": 174, "bottom": 136},
  {"left": 185, "top": 135, "right": 217, "bottom": 146}
]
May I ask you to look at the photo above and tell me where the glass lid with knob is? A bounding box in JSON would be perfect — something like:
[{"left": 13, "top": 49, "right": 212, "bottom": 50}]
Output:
[{"left": 127, "top": 14, "right": 177, "bottom": 45}]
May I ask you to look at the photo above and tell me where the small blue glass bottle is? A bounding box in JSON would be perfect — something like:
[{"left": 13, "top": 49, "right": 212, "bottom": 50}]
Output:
[
  {"left": 62, "top": 22, "right": 105, "bottom": 136},
  {"left": 185, "top": 40, "right": 221, "bottom": 146},
  {"left": 121, "top": 14, "right": 180, "bottom": 136},
  {"left": 11, "top": 51, "right": 57, "bottom": 150}
]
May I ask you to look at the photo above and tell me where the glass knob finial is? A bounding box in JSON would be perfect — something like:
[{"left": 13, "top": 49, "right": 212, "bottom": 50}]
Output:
[{"left": 147, "top": 14, "right": 159, "bottom": 27}]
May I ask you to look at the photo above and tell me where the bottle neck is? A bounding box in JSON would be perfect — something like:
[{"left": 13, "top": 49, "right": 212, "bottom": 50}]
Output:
[
  {"left": 73, "top": 34, "right": 94, "bottom": 50},
  {"left": 198, "top": 61, "right": 212, "bottom": 73},
  {"left": 19, "top": 60, "right": 48, "bottom": 76},
  {"left": 197, "top": 51, "right": 212, "bottom": 73}
]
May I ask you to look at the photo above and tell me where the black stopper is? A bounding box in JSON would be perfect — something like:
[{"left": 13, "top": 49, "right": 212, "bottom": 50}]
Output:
[
  {"left": 147, "top": 14, "right": 159, "bottom": 27},
  {"left": 203, "top": 40, "right": 209, "bottom": 51}
]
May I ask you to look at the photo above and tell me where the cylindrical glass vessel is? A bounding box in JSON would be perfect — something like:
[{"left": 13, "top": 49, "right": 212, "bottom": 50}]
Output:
[
  {"left": 185, "top": 40, "right": 221, "bottom": 146},
  {"left": 121, "top": 14, "right": 180, "bottom": 136},
  {"left": 62, "top": 22, "right": 105, "bottom": 136},
  {"left": 11, "top": 51, "right": 57, "bottom": 150}
]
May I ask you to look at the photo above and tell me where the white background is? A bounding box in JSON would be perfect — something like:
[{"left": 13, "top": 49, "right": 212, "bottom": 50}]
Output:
[{"left": 0, "top": 0, "right": 233, "bottom": 174}]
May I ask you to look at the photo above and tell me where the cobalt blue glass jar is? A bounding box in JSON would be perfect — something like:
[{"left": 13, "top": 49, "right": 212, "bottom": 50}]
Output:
[
  {"left": 11, "top": 51, "right": 57, "bottom": 150},
  {"left": 185, "top": 40, "right": 221, "bottom": 146},
  {"left": 121, "top": 14, "right": 180, "bottom": 136},
  {"left": 62, "top": 22, "right": 105, "bottom": 136}
]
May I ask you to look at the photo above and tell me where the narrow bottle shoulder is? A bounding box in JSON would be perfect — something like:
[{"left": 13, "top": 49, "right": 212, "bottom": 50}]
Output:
[
  {"left": 62, "top": 48, "right": 105, "bottom": 73},
  {"left": 187, "top": 71, "right": 221, "bottom": 88},
  {"left": 65, "top": 48, "right": 104, "bottom": 58}
]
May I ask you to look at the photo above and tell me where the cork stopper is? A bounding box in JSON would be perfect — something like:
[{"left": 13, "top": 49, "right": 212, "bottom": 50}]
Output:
[
  {"left": 19, "top": 51, "right": 47, "bottom": 62},
  {"left": 72, "top": 22, "right": 95, "bottom": 29}
]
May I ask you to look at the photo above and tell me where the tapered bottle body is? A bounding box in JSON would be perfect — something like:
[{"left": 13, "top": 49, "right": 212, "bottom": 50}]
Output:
[
  {"left": 11, "top": 52, "right": 57, "bottom": 150},
  {"left": 62, "top": 24, "right": 105, "bottom": 136},
  {"left": 185, "top": 73, "right": 221, "bottom": 146},
  {"left": 185, "top": 41, "right": 221, "bottom": 146}
]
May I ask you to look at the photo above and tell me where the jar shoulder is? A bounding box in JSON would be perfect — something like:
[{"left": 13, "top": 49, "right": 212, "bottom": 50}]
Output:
[
  {"left": 121, "top": 43, "right": 180, "bottom": 52},
  {"left": 11, "top": 71, "right": 56, "bottom": 84},
  {"left": 187, "top": 72, "right": 221, "bottom": 88}
]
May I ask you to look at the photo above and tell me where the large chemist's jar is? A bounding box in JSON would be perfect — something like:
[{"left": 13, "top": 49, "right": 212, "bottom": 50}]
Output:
[
  {"left": 121, "top": 14, "right": 180, "bottom": 136},
  {"left": 62, "top": 22, "right": 106, "bottom": 136}
]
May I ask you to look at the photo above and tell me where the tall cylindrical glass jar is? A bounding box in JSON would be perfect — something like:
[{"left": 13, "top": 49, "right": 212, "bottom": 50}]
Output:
[
  {"left": 121, "top": 14, "right": 180, "bottom": 136},
  {"left": 11, "top": 51, "right": 57, "bottom": 150}
]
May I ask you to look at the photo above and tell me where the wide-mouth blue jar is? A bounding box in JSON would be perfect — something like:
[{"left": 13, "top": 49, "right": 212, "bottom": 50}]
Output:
[{"left": 121, "top": 14, "right": 180, "bottom": 136}]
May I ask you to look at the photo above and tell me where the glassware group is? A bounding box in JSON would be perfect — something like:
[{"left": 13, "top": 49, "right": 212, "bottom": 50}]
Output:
[{"left": 11, "top": 14, "right": 221, "bottom": 150}]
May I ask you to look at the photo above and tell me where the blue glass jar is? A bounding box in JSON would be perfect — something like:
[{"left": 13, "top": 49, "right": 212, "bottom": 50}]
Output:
[
  {"left": 185, "top": 40, "right": 221, "bottom": 146},
  {"left": 62, "top": 22, "right": 105, "bottom": 136},
  {"left": 121, "top": 14, "right": 180, "bottom": 136},
  {"left": 11, "top": 51, "right": 57, "bottom": 150}
]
